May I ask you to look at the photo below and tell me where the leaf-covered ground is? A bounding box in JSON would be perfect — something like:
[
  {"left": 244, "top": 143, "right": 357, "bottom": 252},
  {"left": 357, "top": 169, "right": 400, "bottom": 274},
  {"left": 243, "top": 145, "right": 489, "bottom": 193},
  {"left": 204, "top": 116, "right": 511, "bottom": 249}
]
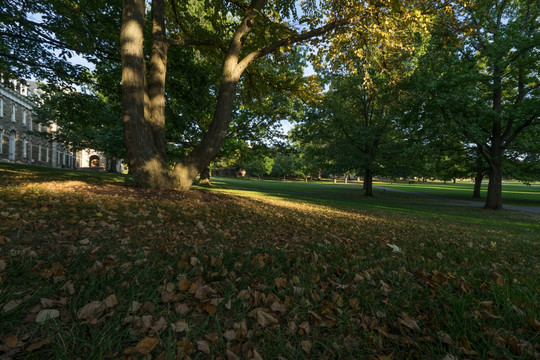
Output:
[{"left": 0, "top": 165, "right": 539, "bottom": 359}]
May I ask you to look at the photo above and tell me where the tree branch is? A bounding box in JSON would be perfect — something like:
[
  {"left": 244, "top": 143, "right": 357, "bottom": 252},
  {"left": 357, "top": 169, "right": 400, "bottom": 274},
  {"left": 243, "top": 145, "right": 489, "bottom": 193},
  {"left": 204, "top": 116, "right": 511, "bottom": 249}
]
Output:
[{"left": 236, "top": 16, "right": 361, "bottom": 74}]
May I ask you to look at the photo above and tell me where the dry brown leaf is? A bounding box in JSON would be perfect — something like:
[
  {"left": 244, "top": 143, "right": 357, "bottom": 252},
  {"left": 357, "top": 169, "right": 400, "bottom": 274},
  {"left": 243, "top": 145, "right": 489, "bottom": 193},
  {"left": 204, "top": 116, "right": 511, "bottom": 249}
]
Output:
[
  {"left": 77, "top": 301, "right": 105, "bottom": 320},
  {"left": 135, "top": 337, "right": 159, "bottom": 355},
  {"left": 177, "top": 278, "right": 191, "bottom": 291},
  {"left": 40, "top": 298, "right": 55, "bottom": 308},
  {"left": 175, "top": 302, "right": 191, "bottom": 315},
  {"left": 298, "top": 321, "right": 311, "bottom": 335},
  {"left": 195, "top": 285, "right": 217, "bottom": 300},
  {"left": 300, "top": 340, "right": 312, "bottom": 354},
  {"left": 223, "top": 329, "right": 236, "bottom": 341},
  {"left": 26, "top": 338, "right": 50, "bottom": 352},
  {"left": 440, "top": 355, "right": 457, "bottom": 360},
  {"left": 172, "top": 320, "right": 188, "bottom": 333},
  {"left": 399, "top": 312, "right": 420, "bottom": 331},
  {"left": 274, "top": 277, "right": 287, "bottom": 288},
  {"left": 36, "top": 309, "right": 60, "bottom": 323},
  {"left": 150, "top": 316, "right": 167, "bottom": 334},
  {"left": 349, "top": 298, "right": 360, "bottom": 309},
  {"left": 226, "top": 349, "right": 240, "bottom": 360},
  {"left": 3, "top": 300, "right": 22, "bottom": 313},
  {"left": 103, "top": 294, "right": 118, "bottom": 308},
  {"left": 205, "top": 332, "right": 219, "bottom": 342},
  {"left": 197, "top": 340, "right": 211, "bottom": 354},
  {"left": 61, "top": 281, "right": 76, "bottom": 295},
  {"left": 204, "top": 303, "right": 217, "bottom": 315},
  {"left": 0, "top": 259, "right": 6, "bottom": 271},
  {"left": 129, "top": 301, "right": 141, "bottom": 313},
  {"left": 256, "top": 309, "right": 278, "bottom": 327},
  {"left": 177, "top": 340, "right": 194, "bottom": 354},
  {"left": 252, "top": 348, "right": 263, "bottom": 360},
  {"left": 5, "top": 335, "right": 18, "bottom": 348}
]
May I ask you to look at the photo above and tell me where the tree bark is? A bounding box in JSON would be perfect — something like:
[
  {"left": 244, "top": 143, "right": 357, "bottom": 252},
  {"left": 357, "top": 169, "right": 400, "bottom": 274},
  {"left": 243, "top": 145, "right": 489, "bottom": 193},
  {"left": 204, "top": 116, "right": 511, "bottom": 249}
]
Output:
[
  {"left": 198, "top": 166, "right": 211, "bottom": 185},
  {"left": 485, "top": 148, "right": 503, "bottom": 209},
  {"left": 363, "top": 167, "right": 374, "bottom": 197},
  {"left": 171, "top": 1, "right": 264, "bottom": 190},
  {"left": 484, "top": 68, "right": 503, "bottom": 209},
  {"left": 472, "top": 155, "right": 483, "bottom": 199},
  {"left": 121, "top": 0, "right": 170, "bottom": 189}
]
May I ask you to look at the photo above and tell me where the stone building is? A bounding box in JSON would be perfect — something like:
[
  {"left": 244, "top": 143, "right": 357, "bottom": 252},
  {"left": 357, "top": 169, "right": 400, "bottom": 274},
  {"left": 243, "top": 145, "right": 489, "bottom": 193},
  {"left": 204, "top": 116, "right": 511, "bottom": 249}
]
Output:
[
  {"left": 0, "top": 80, "right": 77, "bottom": 168},
  {"left": 1, "top": 80, "right": 123, "bottom": 172}
]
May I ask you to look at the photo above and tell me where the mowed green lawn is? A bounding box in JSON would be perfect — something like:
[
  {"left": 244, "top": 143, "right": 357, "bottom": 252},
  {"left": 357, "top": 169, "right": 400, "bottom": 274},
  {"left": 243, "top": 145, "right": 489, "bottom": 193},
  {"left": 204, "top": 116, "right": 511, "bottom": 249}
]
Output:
[
  {"left": 200, "top": 176, "right": 540, "bottom": 207},
  {"left": 1, "top": 163, "right": 539, "bottom": 359}
]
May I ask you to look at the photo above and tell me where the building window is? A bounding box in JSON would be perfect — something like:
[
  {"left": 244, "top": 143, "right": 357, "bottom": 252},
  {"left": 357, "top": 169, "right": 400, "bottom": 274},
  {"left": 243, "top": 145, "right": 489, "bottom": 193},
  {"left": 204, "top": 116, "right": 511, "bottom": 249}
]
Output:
[
  {"left": 46, "top": 145, "right": 49, "bottom": 162},
  {"left": 29, "top": 140, "right": 33, "bottom": 161},
  {"left": 0, "top": 98, "right": 3, "bottom": 117},
  {"left": 9, "top": 131, "right": 15, "bottom": 160},
  {"left": 38, "top": 144, "right": 42, "bottom": 161},
  {"left": 28, "top": 114, "right": 32, "bottom": 131},
  {"left": 11, "top": 104, "right": 16, "bottom": 122},
  {"left": 22, "top": 110, "right": 27, "bottom": 126},
  {"left": 22, "top": 137, "right": 27, "bottom": 158},
  {"left": 0, "top": 129, "right": 3, "bottom": 154}
]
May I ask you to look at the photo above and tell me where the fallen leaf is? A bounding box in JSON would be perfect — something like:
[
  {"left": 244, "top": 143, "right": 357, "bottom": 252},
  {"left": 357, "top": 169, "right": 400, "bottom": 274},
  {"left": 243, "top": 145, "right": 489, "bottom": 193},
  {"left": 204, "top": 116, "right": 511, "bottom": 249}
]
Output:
[
  {"left": 135, "top": 337, "right": 159, "bottom": 355},
  {"left": 195, "top": 285, "right": 216, "bottom": 300},
  {"left": 0, "top": 259, "right": 6, "bottom": 271},
  {"left": 61, "top": 281, "right": 76, "bottom": 295},
  {"left": 77, "top": 301, "right": 105, "bottom": 320},
  {"left": 256, "top": 309, "right": 278, "bottom": 327},
  {"left": 175, "top": 302, "right": 190, "bottom": 314},
  {"left": 36, "top": 309, "right": 60, "bottom": 323},
  {"left": 387, "top": 243, "right": 402, "bottom": 253},
  {"left": 223, "top": 329, "right": 236, "bottom": 341},
  {"left": 5, "top": 335, "right": 18, "bottom": 348},
  {"left": 197, "top": 340, "right": 210, "bottom": 354},
  {"left": 103, "top": 294, "right": 118, "bottom": 308},
  {"left": 274, "top": 277, "right": 287, "bottom": 288},
  {"left": 399, "top": 312, "right": 420, "bottom": 331},
  {"left": 172, "top": 320, "right": 188, "bottom": 333},
  {"left": 177, "top": 278, "right": 191, "bottom": 291},
  {"left": 3, "top": 300, "right": 22, "bottom": 313},
  {"left": 440, "top": 355, "right": 457, "bottom": 360},
  {"left": 300, "top": 340, "right": 312, "bottom": 354},
  {"left": 150, "top": 316, "right": 167, "bottom": 334},
  {"left": 298, "top": 321, "right": 311, "bottom": 335},
  {"left": 129, "top": 301, "right": 141, "bottom": 313},
  {"left": 205, "top": 332, "right": 219, "bottom": 342},
  {"left": 26, "top": 338, "right": 50, "bottom": 352}
]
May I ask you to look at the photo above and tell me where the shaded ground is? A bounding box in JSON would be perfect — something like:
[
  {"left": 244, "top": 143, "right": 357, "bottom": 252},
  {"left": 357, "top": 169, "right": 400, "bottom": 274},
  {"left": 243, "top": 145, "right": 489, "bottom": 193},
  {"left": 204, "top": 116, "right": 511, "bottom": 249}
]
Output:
[
  {"left": 374, "top": 186, "right": 540, "bottom": 214},
  {"left": 1, "top": 165, "right": 539, "bottom": 359}
]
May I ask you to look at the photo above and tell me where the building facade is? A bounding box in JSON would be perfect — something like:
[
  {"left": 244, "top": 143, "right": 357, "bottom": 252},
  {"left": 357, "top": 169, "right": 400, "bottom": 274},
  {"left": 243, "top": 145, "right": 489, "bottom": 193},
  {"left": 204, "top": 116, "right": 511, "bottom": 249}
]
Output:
[{"left": 0, "top": 80, "right": 77, "bottom": 169}]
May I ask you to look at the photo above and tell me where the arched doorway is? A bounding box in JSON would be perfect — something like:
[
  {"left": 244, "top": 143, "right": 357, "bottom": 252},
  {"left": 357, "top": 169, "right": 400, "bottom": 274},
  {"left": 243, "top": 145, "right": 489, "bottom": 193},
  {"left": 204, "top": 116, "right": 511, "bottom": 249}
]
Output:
[{"left": 89, "top": 155, "right": 100, "bottom": 168}]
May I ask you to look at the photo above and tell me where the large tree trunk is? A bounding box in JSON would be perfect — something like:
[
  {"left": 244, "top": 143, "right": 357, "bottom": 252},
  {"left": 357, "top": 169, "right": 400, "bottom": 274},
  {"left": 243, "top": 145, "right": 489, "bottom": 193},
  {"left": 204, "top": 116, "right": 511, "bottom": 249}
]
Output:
[
  {"left": 121, "top": 0, "right": 170, "bottom": 189},
  {"left": 485, "top": 150, "right": 503, "bottom": 210},
  {"left": 473, "top": 170, "right": 483, "bottom": 199},
  {"left": 363, "top": 167, "right": 374, "bottom": 197},
  {"left": 472, "top": 155, "right": 483, "bottom": 199},
  {"left": 484, "top": 69, "right": 503, "bottom": 210},
  {"left": 172, "top": 71, "right": 239, "bottom": 189},
  {"left": 171, "top": 1, "right": 265, "bottom": 190},
  {"left": 198, "top": 166, "right": 211, "bottom": 185}
]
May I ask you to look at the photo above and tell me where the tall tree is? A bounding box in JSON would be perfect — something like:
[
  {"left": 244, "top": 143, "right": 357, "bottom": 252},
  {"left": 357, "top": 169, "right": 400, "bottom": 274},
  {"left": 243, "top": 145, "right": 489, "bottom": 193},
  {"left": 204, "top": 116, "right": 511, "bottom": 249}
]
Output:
[
  {"left": 120, "top": 0, "right": 423, "bottom": 190},
  {"left": 414, "top": 0, "right": 540, "bottom": 209}
]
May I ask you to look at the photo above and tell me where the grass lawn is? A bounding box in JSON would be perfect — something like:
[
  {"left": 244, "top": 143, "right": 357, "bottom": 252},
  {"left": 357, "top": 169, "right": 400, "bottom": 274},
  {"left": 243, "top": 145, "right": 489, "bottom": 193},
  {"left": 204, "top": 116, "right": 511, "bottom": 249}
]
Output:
[{"left": 1, "top": 163, "right": 539, "bottom": 359}]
